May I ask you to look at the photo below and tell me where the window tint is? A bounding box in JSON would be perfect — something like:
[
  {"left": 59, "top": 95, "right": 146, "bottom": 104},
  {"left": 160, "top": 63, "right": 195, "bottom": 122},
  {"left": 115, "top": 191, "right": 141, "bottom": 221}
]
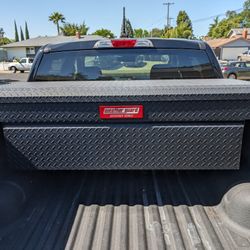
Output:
[
  {"left": 234, "top": 63, "right": 243, "bottom": 68},
  {"left": 26, "top": 47, "right": 35, "bottom": 55},
  {"left": 35, "top": 49, "right": 218, "bottom": 81},
  {"left": 20, "top": 59, "right": 26, "bottom": 63}
]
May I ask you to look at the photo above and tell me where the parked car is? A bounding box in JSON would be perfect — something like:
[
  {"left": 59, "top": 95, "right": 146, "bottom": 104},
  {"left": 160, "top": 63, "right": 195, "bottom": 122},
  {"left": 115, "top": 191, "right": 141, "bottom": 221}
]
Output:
[
  {"left": 221, "top": 61, "right": 250, "bottom": 79},
  {"left": 237, "top": 50, "right": 250, "bottom": 61},
  {"left": 8, "top": 57, "right": 34, "bottom": 73}
]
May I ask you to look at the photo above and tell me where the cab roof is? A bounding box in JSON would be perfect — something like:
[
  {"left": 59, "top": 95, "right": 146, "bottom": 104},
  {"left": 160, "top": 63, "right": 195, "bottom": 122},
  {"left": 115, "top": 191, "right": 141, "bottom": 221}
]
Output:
[{"left": 42, "top": 38, "right": 207, "bottom": 52}]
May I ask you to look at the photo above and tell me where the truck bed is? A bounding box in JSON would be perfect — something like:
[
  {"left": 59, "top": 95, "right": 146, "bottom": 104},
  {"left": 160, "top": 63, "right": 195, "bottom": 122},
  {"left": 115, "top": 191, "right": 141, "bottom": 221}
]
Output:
[
  {"left": 1, "top": 79, "right": 250, "bottom": 249},
  {"left": 1, "top": 165, "right": 250, "bottom": 249}
]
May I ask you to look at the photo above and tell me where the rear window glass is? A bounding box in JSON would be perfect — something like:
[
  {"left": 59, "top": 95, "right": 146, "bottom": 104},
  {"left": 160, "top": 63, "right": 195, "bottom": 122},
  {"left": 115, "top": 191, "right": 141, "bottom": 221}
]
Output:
[{"left": 35, "top": 49, "right": 218, "bottom": 81}]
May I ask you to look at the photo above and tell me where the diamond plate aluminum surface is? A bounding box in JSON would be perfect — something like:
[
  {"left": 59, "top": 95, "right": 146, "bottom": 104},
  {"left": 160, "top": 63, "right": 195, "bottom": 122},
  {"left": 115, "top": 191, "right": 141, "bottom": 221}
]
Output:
[
  {"left": 0, "top": 100, "right": 250, "bottom": 124},
  {"left": 3, "top": 124, "right": 243, "bottom": 170},
  {"left": 0, "top": 80, "right": 250, "bottom": 124},
  {"left": 0, "top": 79, "right": 250, "bottom": 104}
]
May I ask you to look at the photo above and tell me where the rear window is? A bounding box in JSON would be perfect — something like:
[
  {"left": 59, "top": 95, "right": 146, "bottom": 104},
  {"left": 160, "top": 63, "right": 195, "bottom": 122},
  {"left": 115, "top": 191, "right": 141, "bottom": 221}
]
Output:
[{"left": 35, "top": 49, "right": 218, "bottom": 81}]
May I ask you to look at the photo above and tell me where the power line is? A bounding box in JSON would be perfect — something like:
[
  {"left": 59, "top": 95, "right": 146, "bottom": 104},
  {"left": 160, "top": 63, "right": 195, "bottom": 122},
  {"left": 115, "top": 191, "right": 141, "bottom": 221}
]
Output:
[
  {"left": 192, "top": 8, "right": 243, "bottom": 23},
  {"left": 143, "top": 6, "right": 244, "bottom": 33},
  {"left": 163, "top": 2, "right": 174, "bottom": 28},
  {"left": 149, "top": 17, "right": 165, "bottom": 27}
]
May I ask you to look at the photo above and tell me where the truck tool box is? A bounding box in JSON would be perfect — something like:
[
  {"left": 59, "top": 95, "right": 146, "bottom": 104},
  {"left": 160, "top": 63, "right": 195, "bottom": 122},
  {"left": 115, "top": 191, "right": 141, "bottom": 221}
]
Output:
[{"left": 0, "top": 79, "right": 248, "bottom": 170}]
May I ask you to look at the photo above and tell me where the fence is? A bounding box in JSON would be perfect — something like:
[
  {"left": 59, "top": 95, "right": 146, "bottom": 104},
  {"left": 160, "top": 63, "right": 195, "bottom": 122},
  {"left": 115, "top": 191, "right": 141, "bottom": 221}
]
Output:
[{"left": 0, "top": 62, "right": 9, "bottom": 71}]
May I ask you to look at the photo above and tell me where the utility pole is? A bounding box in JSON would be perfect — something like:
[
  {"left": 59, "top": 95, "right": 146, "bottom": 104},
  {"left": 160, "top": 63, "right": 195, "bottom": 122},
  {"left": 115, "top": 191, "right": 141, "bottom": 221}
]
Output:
[
  {"left": 169, "top": 17, "right": 174, "bottom": 28},
  {"left": 163, "top": 2, "right": 174, "bottom": 28}
]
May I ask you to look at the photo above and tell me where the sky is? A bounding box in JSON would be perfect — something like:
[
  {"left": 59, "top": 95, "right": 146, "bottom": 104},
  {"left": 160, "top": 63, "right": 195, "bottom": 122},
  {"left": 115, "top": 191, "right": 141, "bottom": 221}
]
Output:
[{"left": 0, "top": 0, "right": 246, "bottom": 39}]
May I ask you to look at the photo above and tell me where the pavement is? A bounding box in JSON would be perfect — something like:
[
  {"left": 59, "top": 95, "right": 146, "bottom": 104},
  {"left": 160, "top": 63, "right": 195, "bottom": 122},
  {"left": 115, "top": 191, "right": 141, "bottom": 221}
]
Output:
[{"left": 0, "top": 71, "right": 29, "bottom": 82}]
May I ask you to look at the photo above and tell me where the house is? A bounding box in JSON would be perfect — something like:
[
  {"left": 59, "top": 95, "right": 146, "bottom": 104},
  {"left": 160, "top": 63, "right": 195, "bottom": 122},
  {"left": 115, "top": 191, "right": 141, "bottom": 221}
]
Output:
[
  {"left": 228, "top": 28, "right": 250, "bottom": 40},
  {"left": 206, "top": 36, "right": 250, "bottom": 61},
  {"left": 1, "top": 35, "right": 102, "bottom": 60},
  {"left": 0, "top": 48, "right": 7, "bottom": 61}
]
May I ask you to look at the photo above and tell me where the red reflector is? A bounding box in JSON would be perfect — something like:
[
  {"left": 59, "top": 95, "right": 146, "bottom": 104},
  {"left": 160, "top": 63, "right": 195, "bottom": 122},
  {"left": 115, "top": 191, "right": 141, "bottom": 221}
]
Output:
[
  {"left": 99, "top": 105, "right": 144, "bottom": 119},
  {"left": 222, "top": 67, "right": 229, "bottom": 71},
  {"left": 111, "top": 39, "right": 137, "bottom": 48}
]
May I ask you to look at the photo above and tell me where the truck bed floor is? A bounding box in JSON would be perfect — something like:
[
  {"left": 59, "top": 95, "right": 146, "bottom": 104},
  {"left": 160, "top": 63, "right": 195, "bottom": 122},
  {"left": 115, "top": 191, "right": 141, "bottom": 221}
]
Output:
[{"left": 0, "top": 167, "right": 250, "bottom": 250}]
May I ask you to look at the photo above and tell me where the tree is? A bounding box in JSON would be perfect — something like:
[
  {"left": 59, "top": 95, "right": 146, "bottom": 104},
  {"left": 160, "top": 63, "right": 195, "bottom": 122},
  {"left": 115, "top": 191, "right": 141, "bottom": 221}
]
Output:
[
  {"left": 164, "top": 27, "right": 178, "bottom": 38},
  {"left": 134, "top": 29, "right": 149, "bottom": 38},
  {"left": 120, "top": 7, "right": 134, "bottom": 37},
  {"left": 0, "top": 28, "right": 12, "bottom": 46},
  {"left": 206, "top": 1, "right": 250, "bottom": 38},
  {"left": 175, "top": 11, "right": 193, "bottom": 38},
  {"left": 20, "top": 27, "right": 24, "bottom": 41},
  {"left": 60, "top": 22, "right": 89, "bottom": 36},
  {"left": 164, "top": 23, "right": 192, "bottom": 39},
  {"left": 163, "top": 10, "right": 193, "bottom": 39},
  {"left": 121, "top": 7, "right": 127, "bottom": 37},
  {"left": 120, "top": 18, "right": 134, "bottom": 37},
  {"left": 244, "top": 0, "right": 250, "bottom": 10},
  {"left": 125, "top": 19, "right": 134, "bottom": 38},
  {"left": 177, "top": 11, "right": 193, "bottom": 31},
  {"left": 25, "top": 22, "right": 30, "bottom": 39},
  {"left": 14, "top": 20, "right": 19, "bottom": 42},
  {"left": 0, "top": 28, "right": 4, "bottom": 38},
  {"left": 226, "top": 11, "right": 237, "bottom": 18},
  {"left": 207, "top": 11, "right": 245, "bottom": 38},
  {"left": 49, "top": 12, "right": 66, "bottom": 35},
  {"left": 92, "top": 29, "right": 114, "bottom": 38},
  {"left": 134, "top": 28, "right": 143, "bottom": 38},
  {"left": 208, "top": 17, "right": 219, "bottom": 37},
  {"left": 0, "top": 37, "right": 11, "bottom": 46},
  {"left": 150, "top": 28, "right": 164, "bottom": 37},
  {"left": 212, "top": 19, "right": 241, "bottom": 38},
  {"left": 177, "top": 22, "right": 192, "bottom": 38}
]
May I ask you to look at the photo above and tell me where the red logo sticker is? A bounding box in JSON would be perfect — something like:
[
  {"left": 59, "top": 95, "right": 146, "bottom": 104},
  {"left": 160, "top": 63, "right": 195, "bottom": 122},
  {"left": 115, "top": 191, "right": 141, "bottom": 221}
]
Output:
[{"left": 99, "top": 105, "right": 144, "bottom": 119}]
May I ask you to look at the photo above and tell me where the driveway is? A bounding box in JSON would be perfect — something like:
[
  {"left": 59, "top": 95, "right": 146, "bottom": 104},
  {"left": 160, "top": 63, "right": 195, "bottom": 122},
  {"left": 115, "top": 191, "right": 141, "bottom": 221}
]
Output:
[{"left": 0, "top": 72, "right": 29, "bottom": 82}]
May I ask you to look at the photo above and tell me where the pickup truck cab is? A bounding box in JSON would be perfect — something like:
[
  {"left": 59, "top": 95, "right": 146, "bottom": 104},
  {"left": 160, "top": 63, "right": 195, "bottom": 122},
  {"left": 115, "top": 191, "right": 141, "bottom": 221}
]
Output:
[
  {"left": 29, "top": 38, "right": 222, "bottom": 81},
  {"left": 8, "top": 57, "right": 33, "bottom": 73},
  {"left": 2, "top": 38, "right": 250, "bottom": 249}
]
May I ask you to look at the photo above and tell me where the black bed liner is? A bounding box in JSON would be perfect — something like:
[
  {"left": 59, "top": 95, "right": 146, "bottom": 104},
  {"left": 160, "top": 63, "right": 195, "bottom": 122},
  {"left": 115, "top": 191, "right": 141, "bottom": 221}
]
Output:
[{"left": 1, "top": 166, "right": 250, "bottom": 250}]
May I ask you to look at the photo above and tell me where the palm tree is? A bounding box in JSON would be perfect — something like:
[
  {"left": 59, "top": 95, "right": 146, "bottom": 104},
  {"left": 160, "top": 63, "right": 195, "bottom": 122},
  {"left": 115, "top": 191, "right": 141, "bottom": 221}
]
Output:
[
  {"left": 49, "top": 12, "right": 66, "bottom": 35},
  {"left": 208, "top": 17, "right": 219, "bottom": 37},
  {"left": 60, "top": 22, "right": 89, "bottom": 36}
]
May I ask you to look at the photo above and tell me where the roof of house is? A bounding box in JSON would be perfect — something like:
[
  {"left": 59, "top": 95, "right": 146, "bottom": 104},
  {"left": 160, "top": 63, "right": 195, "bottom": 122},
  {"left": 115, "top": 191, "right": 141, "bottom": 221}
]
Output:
[
  {"left": 1, "top": 35, "right": 103, "bottom": 48},
  {"left": 229, "top": 28, "right": 250, "bottom": 36},
  {"left": 227, "top": 28, "right": 250, "bottom": 39},
  {"left": 231, "top": 34, "right": 250, "bottom": 39},
  {"left": 206, "top": 37, "right": 250, "bottom": 48}
]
